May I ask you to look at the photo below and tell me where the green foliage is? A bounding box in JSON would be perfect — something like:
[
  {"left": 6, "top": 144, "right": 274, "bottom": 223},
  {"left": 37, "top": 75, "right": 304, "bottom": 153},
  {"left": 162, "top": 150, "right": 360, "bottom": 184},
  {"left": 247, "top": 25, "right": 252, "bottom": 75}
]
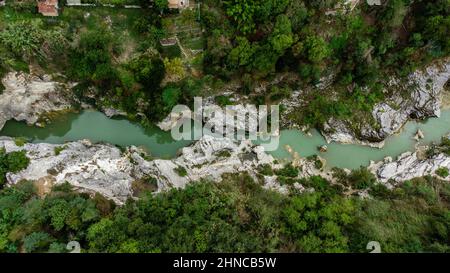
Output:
[
  {"left": 69, "top": 30, "right": 116, "bottom": 84},
  {"left": 228, "top": 36, "right": 255, "bottom": 68},
  {"left": 54, "top": 146, "right": 66, "bottom": 156},
  {"left": 23, "top": 232, "right": 55, "bottom": 253},
  {"left": 215, "top": 150, "right": 232, "bottom": 158},
  {"left": 86, "top": 174, "right": 286, "bottom": 252},
  {"left": 0, "top": 173, "right": 449, "bottom": 253},
  {"left": 162, "top": 87, "right": 181, "bottom": 110},
  {"left": 258, "top": 164, "right": 274, "bottom": 176},
  {"left": 0, "top": 149, "right": 30, "bottom": 187},
  {"left": 215, "top": 95, "right": 233, "bottom": 107},
  {"left": 349, "top": 177, "right": 450, "bottom": 253},
  {"left": 300, "top": 35, "right": 331, "bottom": 64},
  {"left": 300, "top": 176, "right": 344, "bottom": 198},
  {"left": 307, "top": 155, "right": 324, "bottom": 170},
  {"left": 174, "top": 166, "right": 188, "bottom": 177},
  {"left": 224, "top": 0, "right": 258, "bottom": 34},
  {"left": 202, "top": 0, "right": 449, "bottom": 128},
  {"left": 347, "top": 167, "right": 377, "bottom": 190},
  {"left": 0, "top": 19, "right": 68, "bottom": 62},
  {"left": 301, "top": 95, "right": 351, "bottom": 127},
  {"left": 0, "top": 182, "right": 101, "bottom": 252},
  {"left": 436, "top": 167, "right": 449, "bottom": 178},
  {"left": 154, "top": 0, "right": 169, "bottom": 11},
  {"left": 381, "top": 0, "right": 408, "bottom": 29},
  {"left": 164, "top": 57, "right": 186, "bottom": 81},
  {"left": 13, "top": 137, "right": 26, "bottom": 147},
  {"left": 334, "top": 167, "right": 377, "bottom": 190},
  {"left": 275, "top": 164, "right": 299, "bottom": 178},
  {"left": 128, "top": 52, "right": 165, "bottom": 87},
  {"left": 282, "top": 191, "right": 355, "bottom": 253},
  {"left": 440, "top": 137, "right": 450, "bottom": 156},
  {"left": 269, "top": 15, "right": 294, "bottom": 54}
]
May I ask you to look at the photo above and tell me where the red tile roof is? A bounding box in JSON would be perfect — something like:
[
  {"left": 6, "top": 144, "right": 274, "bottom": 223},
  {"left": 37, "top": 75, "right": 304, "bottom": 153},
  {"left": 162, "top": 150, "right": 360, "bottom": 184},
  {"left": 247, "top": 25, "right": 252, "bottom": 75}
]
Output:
[{"left": 38, "top": 0, "right": 58, "bottom": 17}]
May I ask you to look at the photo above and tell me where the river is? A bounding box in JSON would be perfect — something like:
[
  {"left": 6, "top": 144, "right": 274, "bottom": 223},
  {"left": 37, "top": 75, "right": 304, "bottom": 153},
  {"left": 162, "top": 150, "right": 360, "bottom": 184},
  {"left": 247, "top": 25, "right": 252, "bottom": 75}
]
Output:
[{"left": 1, "top": 110, "right": 450, "bottom": 169}]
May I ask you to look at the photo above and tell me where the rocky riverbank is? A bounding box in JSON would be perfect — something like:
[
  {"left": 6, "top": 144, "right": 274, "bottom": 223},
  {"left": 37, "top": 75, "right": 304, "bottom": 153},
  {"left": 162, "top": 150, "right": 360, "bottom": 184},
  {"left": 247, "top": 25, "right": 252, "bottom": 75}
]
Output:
[
  {"left": 322, "top": 59, "right": 450, "bottom": 147},
  {"left": 0, "top": 72, "right": 75, "bottom": 130},
  {"left": 0, "top": 136, "right": 289, "bottom": 204},
  {"left": 2, "top": 133, "right": 449, "bottom": 204},
  {"left": 369, "top": 134, "right": 450, "bottom": 185},
  {"left": 157, "top": 59, "right": 450, "bottom": 149}
]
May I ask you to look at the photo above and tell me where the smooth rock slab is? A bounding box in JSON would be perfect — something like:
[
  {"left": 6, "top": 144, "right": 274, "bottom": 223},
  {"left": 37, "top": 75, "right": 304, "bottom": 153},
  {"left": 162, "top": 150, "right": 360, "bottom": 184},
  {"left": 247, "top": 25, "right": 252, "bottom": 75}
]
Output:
[{"left": 0, "top": 72, "right": 73, "bottom": 130}]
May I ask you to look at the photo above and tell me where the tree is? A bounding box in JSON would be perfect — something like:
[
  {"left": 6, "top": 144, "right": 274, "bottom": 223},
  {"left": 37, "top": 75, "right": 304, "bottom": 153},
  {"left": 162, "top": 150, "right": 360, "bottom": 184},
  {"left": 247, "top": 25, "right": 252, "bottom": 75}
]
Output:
[
  {"left": 224, "top": 0, "right": 258, "bottom": 34},
  {"left": 163, "top": 57, "right": 186, "bottom": 82},
  {"left": 308, "top": 0, "right": 338, "bottom": 10},
  {"left": 154, "top": 0, "right": 168, "bottom": 14},
  {"left": 283, "top": 191, "right": 355, "bottom": 253},
  {"left": 228, "top": 37, "right": 255, "bottom": 68},
  {"left": 301, "top": 35, "right": 331, "bottom": 63},
  {"left": 0, "top": 149, "right": 30, "bottom": 187},
  {"left": 256, "top": 0, "right": 290, "bottom": 21},
  {"left": 23, "top": 232, "right": 54, "bottom": 253},
  {"left": 286, "top": 1, "right": 308, "bottom": 32},
  {"left": 381, "top": 0, "right": 408, "bottom": 29},
  {"left": 69, "top": 30, "right": 116, "bottom": 84},
  {"left": 128, "top": 51, "right": 165, "bottom": 92},
  {"left": 48, "top": 200, "right": 71, "bottom": 231},
  {"left": 269, "top": 15, "right": 294, "bottom": 54},
  {"left": 0, "top": 19, "right": 67, "bottom": 62},
  {"left": 162, "top": 87, "right": 181, "bottom": 110}
]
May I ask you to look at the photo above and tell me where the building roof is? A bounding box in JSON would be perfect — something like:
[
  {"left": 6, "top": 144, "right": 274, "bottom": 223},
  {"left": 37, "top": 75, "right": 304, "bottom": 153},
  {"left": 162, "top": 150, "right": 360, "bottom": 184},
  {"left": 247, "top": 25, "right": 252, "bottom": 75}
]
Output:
[
  {"left": 168, "top": 0, "right": 189, "bottom": 9},
  {"left": 160, "top": 38, "right": 177, "bottom": 46},
  {"left": 38, "top": 0, "right": 59, "bottom": 17}
]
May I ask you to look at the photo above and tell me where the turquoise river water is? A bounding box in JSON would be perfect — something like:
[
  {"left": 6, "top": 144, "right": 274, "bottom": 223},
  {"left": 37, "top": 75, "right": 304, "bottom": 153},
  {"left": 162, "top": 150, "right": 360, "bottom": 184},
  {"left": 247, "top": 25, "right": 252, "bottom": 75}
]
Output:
[{"left": 1, "top": 110, "right": 450, "bottom": 169}]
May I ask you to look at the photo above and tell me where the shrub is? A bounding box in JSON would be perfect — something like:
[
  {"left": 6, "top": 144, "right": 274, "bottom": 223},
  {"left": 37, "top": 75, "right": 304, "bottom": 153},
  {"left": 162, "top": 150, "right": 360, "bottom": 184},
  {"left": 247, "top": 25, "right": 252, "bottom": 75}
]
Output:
[
  {"left": 215, "top": 95, "right": 233, "bottom": 107},
  {"left": 174, "top": 166, "right": 188, "bottom": 177},
  {"left": 369, "top": 183, "right": 391, "bottom": 198},
  {"left": 347, "top": 167, "right": 377, "bottom": 190},
  {"left": 162, "top": 87, "right": 181, "bottom": 110},
  {"left": 23, "top": 232, "right": 54, "bottom": 253},
  {"left": 0, "top": 149, "right": 30, "bottom": 187},
  {"left": 275, "top": 164, "right": 299, "bottom": 178},
  {"left": 215, "top": 150, "right": 232, "bottom": 158},
  {"left": 54, "top": 146, "right": 66, "bottom": 156},
  {"left": 14, "top": 137, "right": 27, "bottom": 147},
  {"left": 436, "top": 167, "right": 449, "bottom": 178},
  {"left": 307, "top": 155, "right": 323, "bottom": 169},
  {"left": 5, "top": 151, "right": 30, "bottom": 173},
  {"left": 69, "top": 30, "right": 116, "bottom": 83},
  {"left": 441, "top": 137, "right": 450, "bottom": 156},
  {"left": 258, "top": 164, "right": 274, "bottom": 176}
]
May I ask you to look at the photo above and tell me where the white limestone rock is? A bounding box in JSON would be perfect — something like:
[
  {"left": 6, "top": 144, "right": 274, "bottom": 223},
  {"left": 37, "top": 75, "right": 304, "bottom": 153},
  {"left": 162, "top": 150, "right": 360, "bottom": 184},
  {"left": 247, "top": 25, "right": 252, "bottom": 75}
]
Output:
[
  {"left": 322, "top": 59, "right": 450, "bottom": 146},
  {"left": 0, "top": 135, "right": 283, "bottom": 203},
  {"left": 0, "top": 72, "right": 73, "bottom": 130},
  {"left": 370, "top": 152, "right": 450, "bottom": 184}
]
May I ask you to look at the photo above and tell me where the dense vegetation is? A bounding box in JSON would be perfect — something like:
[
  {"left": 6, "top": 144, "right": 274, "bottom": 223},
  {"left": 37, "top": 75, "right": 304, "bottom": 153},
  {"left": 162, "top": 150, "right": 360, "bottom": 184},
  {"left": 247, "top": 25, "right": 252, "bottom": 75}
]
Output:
[
  {"left": 1, "top": 0, "right": 449, "bottom": 127},
  {"left": 0, "top": 149, "right": 29, "bottom": 188},
  {"left": 0, "top": 172, "right": 448, "bottom": 253},
  {"left": 201, "top": 0, "right": 450, "bottom": 127},
  {"left": 0, "top": 2, "right": 180, "bottom": 121},
  {"left": 0, "top": 0, "right": 449, "bottom": 254}
]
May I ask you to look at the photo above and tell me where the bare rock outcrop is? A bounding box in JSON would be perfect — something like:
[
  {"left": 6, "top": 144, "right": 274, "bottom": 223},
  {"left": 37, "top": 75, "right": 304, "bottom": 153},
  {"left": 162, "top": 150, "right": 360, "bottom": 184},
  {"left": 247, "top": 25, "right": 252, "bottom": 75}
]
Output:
[
  {"left": 146, "top": 135, "right": 280, "bottom": 191},
  {"left": 1, "top": 137, "right": 140, "bottom": 204},
  {"left": 322, "top": 60, "right": 450, "bottom": 147},
  {"left": 369, "top": 151, "right": 450, "bottom": 184},
  {"left": 0, "top": 136, "right": 286, "bottom": 204},
  {"left": 0, "top": 72, "right": 73, "bottom": 130}
]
